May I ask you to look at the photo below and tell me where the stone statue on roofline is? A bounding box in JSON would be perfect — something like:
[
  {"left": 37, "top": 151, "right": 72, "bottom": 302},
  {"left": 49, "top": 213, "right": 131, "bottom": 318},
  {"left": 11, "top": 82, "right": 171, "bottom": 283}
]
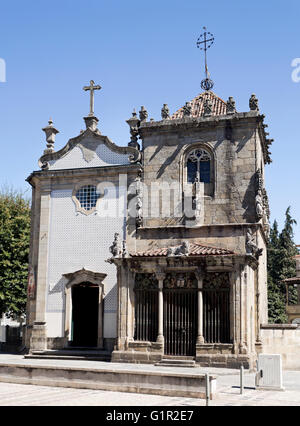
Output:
[
  {"left": 226, "top": 97, "right": 236, "bottom": 114},
  {"left": 183, "top": 102, "right": 192, "bottom": 117},
  {"left": 161, "top": 104, "right": 170, "bottom": 120},
  {"left": 249, "top": 94, "right": 259, "bottom": 111}
]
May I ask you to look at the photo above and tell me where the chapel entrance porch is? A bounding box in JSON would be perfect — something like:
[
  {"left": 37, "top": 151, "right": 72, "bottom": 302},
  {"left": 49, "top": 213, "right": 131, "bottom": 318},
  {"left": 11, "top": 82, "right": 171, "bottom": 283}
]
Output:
[
  {"left": 111, "top": 246, "right": 257, "bottom": 368},
  {"left": 132, "top": 270, "right": 232, "bottom": 358}
]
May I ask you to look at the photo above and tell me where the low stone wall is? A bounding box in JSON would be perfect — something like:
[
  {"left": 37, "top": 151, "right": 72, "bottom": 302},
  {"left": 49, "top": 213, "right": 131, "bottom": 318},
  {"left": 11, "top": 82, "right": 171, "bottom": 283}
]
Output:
[
  {"left": 0, "top": 362, "right": 216, "bottom": 399},
  {"left": 260, "top": 324, "right": 300, "bottom": 370}
]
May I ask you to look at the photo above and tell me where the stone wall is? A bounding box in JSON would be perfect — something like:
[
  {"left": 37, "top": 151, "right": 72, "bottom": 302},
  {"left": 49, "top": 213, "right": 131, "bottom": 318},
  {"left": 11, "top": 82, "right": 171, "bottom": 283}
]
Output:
[
  {"left": 260, "top": 324, "right": 300, "bottom": 370},
  {"left": 140, "top": 117, "right": 261, "bottom": 230}
]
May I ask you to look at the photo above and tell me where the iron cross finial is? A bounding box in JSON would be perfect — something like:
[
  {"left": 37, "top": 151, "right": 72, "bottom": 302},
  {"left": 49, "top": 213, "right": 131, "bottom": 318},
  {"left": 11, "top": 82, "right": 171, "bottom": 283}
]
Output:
[
  {"left": 83, "top": 80, "right": 101, "bottom": 116},
  {"left": 196, "top": 27, "right": 215, "bottom": 91}
]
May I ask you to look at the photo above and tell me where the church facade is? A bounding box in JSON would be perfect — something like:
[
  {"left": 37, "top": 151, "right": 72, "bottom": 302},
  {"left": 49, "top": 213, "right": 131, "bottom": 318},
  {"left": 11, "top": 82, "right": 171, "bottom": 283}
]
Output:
[{"left": 25, "top": 85, "right": 272, "bottom": 369}]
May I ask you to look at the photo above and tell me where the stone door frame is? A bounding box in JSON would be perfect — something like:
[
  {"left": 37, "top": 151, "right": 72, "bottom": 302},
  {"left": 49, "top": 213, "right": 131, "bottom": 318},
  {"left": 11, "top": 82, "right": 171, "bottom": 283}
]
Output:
[{"left": 63, "top": 268, "right": 106, "bottom": 348}]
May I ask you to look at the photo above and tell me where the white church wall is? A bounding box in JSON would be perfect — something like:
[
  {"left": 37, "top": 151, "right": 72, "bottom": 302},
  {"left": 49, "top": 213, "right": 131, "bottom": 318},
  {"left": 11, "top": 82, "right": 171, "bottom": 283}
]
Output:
[
  {"left": 48, "top": 141, "right": 130, "bottom": 170},
  {"left": 46, "top": 184, "right": 126, "bottom": 339},
  {"left": 46, "top": 312, "right": 64, "bottom": 338}
]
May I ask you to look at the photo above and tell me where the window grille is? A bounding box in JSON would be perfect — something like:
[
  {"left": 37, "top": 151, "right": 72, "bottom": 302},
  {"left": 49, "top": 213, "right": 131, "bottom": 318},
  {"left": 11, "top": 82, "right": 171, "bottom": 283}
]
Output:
[
  {"left": 75, "top": 185, "right": 101, "bottom": 211},
  {"left": 187, "top": 148, "right": 211, "bottom": 183}
]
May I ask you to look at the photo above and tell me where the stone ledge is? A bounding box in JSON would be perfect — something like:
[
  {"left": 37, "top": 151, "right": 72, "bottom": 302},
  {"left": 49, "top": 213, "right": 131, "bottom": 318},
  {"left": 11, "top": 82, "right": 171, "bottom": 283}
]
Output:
[{"left": 261, "top": 324, "right": 299, "bottom": 330}]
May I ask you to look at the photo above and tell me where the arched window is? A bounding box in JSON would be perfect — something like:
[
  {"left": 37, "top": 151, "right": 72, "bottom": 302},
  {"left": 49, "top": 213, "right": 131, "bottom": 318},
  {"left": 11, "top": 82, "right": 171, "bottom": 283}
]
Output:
[
  {"left": 75, "top": 185, "right": 101, "bottom": 211},
  {"left": 187, "top": 148, "right": 211, "bottom": 184}
]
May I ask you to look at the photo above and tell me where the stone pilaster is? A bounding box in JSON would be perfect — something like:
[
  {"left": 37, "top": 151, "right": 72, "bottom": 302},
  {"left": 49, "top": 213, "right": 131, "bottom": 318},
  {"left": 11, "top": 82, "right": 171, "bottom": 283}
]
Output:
[{"left": 29, "top": 186, "right": 51, "bottom": 351}]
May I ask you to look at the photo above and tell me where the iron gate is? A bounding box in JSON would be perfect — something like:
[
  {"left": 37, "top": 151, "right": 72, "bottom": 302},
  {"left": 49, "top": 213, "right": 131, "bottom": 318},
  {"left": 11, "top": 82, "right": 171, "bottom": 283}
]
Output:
[
  {"left": 163, "top": 272, "right": 198, "bottom": 356},
  {"left": 163, "top": 289, "right": 198, "bottom": 356},
  {"left": 134, "top": 274, "right": 158, "bottom": 342},
  {"left": 203, "top": 273, "right": 231, "bottom": 343}
]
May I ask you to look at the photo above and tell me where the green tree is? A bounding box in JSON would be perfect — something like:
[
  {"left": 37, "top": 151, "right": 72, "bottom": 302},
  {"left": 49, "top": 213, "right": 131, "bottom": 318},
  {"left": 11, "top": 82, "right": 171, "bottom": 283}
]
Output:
[
  {"left": 0, "top": 187, "right": 31, "bottom": 319},
  {"left": 268, "top": 207, "right": 298, "bottom": 323}
]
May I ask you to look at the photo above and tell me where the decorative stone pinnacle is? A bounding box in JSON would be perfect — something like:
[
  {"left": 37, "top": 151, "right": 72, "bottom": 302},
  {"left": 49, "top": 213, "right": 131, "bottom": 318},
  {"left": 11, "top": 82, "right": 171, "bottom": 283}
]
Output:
[
  {"left": 249, "top": 93, "right": 259, "bottom": 111},
  {"left": 83, "top": 115, "right": 100, "bottom": 132},
  {"left": 139, "top": 106, "right": 148, "bottom": 122},
  {"left": 42, "top": 118, "right": 59, "bottom": 153},
  {"left": 126, "top": 109, "right": 140, "bottom": 149}
]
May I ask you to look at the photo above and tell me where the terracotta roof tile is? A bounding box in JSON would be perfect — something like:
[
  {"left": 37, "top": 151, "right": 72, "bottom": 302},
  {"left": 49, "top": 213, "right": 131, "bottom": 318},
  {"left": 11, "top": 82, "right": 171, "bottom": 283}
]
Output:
[
  {"left": 131, "top": 242, "right": 235, "bottom": 258},
  {"left": 171, "top": 91, "right": 227, "bottom": 120}
]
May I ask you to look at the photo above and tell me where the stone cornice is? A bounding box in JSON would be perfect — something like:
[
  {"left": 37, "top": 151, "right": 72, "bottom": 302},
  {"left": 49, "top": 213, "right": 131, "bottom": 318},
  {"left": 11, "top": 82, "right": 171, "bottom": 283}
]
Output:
[
  {"left": 138, "top": 222, "right": 261, "bottom": 232},
  {"left": 139, "top": 111, "right": 261, "bottom": 134},
  {"left": 26, "top": 163, "right": 143, "bottom": 186},
  {"left": 139, "top": 111, "right": 273, "bottom": 164},
  {"left": 38, "top": 127, "right": 141, "bottom": 170}
]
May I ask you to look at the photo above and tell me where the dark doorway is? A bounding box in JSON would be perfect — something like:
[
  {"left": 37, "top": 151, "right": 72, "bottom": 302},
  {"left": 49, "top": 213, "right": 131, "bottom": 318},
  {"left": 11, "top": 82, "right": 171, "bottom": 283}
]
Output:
[{"left": 71, "top": 283, "right": 99, "bottom": 347}]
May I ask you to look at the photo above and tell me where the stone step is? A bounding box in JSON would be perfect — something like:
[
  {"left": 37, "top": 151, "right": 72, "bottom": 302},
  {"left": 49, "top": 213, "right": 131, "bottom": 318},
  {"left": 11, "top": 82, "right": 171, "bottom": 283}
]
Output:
[
  {"left": 25, "top": 350, "right": 111, "bottom": 362},
  {"left": 155, "top": 358, "right": 196, "bottom": 368},
  {"left": 163, "top": 355, "right": 195, "bottom": 361}
]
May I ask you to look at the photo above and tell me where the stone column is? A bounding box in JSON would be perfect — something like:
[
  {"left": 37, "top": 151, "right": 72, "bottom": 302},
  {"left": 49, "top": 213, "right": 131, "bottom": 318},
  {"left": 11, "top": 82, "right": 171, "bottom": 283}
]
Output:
[
  {"left": 30, "top": 186, "right": 51, "bottom": 352},
  {"left": 239, "top": 265, "right": 247, "bottom": 354},
  {"left": 195, "top": 270, "right": 204, "bottom": 344},
  {"left": 156, "top": 273, "right": 165, "bottom": 344}
]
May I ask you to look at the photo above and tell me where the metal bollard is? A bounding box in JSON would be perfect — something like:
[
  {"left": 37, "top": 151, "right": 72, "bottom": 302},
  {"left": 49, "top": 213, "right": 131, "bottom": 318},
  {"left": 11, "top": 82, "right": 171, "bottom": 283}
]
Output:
[
  {"left": 205, "top": 373, "right": 210, "bottom": 406},
  {"left": 240, "top": 365, "right": 244, "bottom": 394}
]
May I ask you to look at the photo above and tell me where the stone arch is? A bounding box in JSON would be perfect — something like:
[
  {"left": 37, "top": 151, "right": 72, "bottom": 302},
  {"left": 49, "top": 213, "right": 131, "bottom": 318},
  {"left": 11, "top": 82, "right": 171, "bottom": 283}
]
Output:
[
  {"left": 63, "top": 268, "right": 107, "bottom": 347},
  {"left": 180, "top": 143, "right": 216, "bottom": 197}
]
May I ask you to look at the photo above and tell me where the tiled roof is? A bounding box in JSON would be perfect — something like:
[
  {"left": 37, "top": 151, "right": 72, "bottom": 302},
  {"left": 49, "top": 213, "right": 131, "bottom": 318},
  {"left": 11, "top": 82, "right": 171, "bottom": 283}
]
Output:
[
  {"left": 171, "top": 91, "right": 227, "bottom": 120},
  {"left": 131, "top": 242, "right": 235, "bottom": 258}
]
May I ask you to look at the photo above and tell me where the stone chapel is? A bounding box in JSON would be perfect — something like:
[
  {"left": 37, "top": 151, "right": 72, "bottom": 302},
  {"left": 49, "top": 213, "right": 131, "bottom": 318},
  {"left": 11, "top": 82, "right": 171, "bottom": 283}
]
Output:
[{"left": 25, "top": 81, "right": 273, "bottom": 369}]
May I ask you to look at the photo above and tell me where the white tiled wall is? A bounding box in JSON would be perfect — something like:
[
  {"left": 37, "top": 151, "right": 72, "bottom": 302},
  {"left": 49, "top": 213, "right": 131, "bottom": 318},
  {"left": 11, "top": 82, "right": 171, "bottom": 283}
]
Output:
[
  {"left": 46, "top": 185, "right": 126, "bottom": 338},
  {"left": 48, "top": 140, "right": 130, "bottom": 170}
]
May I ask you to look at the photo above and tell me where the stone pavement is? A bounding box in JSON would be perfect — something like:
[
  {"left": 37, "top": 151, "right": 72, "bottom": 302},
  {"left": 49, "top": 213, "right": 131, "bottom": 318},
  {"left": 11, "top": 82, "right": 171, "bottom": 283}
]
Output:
[{"left": 0, "top": 354, "right": 299, "bottom": 406}]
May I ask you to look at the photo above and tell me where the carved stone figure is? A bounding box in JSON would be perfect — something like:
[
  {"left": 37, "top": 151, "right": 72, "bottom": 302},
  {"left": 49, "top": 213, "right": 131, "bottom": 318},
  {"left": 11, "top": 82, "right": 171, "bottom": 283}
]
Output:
[
  {"left": 183, "top": 102, "right": 192, "bottom": 117},
  {"left": 136, "top": 196, "right": 143, "bottom": 228},
  {"left": 167, "top": 241, "right": 190, "bottom": 257},
  {"left": 255, "top": 189, "right": 264, "bottom": 220},
  {"left": 246, "top": 228, "right": 263, "bottom": 259},
  {"left": 203, "top": 98, "right": 213, "bottom": 117},
  {"left": 161, "top": 104, "right": 170, "bottom": 120},
  {"left": 249, "top": 94, "right": 259, "bottom": 111},
  {"left": 109, "top": 233, "right": 122, "bottom": 258},
  {"left": 226, "top": 97, "right": 236, "bottom": 114},
  {"left": 122, "top": 241, "right": 128, "bottom": 258}
]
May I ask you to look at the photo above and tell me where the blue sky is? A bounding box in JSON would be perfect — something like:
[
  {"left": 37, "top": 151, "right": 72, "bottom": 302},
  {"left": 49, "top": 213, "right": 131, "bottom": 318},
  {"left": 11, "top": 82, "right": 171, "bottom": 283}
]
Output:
[{"left": 0, "top": 0, "right": 299, "bottom": 241}]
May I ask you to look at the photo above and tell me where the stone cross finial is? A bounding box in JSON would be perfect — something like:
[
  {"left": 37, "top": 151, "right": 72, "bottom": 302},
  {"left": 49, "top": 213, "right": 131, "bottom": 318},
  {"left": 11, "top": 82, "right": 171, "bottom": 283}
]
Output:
[
  {"left": 42, "top": 118, "right": 59, "bottom": 153},
  {"left": 83, "top": 80, "right": 101, "bottom": 116}
]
